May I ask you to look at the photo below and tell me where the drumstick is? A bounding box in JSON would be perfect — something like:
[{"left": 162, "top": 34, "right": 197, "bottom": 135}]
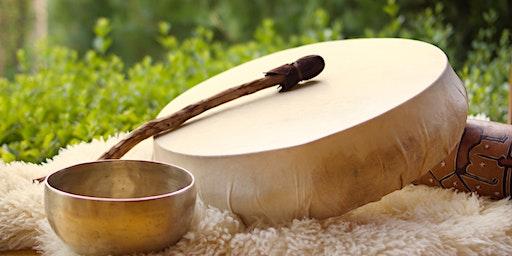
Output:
[
  {"left": 100, "top": 55, "right": 325, "bottom": 159},
  {"left": 34, "top": 55, "right": 325, "bottom": 182}
]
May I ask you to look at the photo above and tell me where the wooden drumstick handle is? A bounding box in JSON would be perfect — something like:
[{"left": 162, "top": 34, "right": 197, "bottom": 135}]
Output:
[
  {"left": 34, "top": 55, "right": 325, "bottom": 182},
  {"left": 99, "top": 55, "right": 325, "bottom": 159},
  {"left": 98, "top": 75, "right": 283, "bottom": 160},
  {"left": 415, "top": 119, "right": 512, "bottom": 199}
]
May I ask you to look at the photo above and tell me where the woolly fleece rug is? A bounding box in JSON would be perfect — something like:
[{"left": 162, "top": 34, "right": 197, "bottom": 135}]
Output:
[{"left": 2, "top": 134, "right": 512, "bottom": 255}]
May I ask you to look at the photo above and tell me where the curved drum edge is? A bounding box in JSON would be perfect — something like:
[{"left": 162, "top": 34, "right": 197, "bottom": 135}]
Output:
[{"left": 153, "top": 61, "right": 468, "bottom": 225}]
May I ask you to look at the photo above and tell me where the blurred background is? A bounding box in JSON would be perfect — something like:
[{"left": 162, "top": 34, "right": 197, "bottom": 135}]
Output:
[
  {"left": 2, "top": 0, "right": 511, "bottom": 76},
  {"left": 0, "top": 0, "right": 511, "bottom": 163}
]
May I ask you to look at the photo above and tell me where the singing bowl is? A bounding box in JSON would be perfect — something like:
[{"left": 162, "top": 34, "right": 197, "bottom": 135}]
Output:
[{"left": 44, "top": 160, "right": 196, "bottom": 256}]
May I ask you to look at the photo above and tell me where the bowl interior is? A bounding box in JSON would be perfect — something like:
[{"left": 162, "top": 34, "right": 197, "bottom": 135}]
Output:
[{"left": 47, "top": 160, "right": 193, "bottom": 199}]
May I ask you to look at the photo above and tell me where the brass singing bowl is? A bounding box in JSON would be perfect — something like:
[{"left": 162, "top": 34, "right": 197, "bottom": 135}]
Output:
[{"left": 44, "top": 160, "right": 196, "bottom": 255}]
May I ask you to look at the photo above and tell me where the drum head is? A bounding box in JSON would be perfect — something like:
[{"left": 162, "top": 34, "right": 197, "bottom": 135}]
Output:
[
  {"left": 154, "top": 39, "right": 468, "bottom": 224},
  {"left": 156, "top": 39, "right": 461, "bottom": 156}
]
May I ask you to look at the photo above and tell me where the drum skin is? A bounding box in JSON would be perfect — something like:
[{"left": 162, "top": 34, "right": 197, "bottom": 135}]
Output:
[{"left": 153, "top": 39, "right": 468, "bottom": 225}]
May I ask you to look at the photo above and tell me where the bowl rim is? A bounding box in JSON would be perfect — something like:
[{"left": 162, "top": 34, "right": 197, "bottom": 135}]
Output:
[{"left": 44, "top": 159, "right": 195, "bottom": 202}]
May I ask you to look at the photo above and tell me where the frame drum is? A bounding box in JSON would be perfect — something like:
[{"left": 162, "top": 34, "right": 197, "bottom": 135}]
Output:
[{"left": 154, "top": 39, "right": 468, "bottom": 224}]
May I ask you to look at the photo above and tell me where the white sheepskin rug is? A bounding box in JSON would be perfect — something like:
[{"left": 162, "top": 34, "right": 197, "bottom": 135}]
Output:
[{"left": 2, "top": 134, "right": 512, "bottom": 255}]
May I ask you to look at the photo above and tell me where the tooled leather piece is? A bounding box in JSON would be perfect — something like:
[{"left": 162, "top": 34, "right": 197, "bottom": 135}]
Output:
[{"left": 415, "top": 119, "right": 512, "bottom": 199}]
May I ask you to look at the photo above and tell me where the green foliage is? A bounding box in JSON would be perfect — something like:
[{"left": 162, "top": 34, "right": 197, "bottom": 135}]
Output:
[
  {"left": 0, "top": 4, "right": 510, "bottom": 163},
  {"left": 365, "top": 1, "right": 456, "bottom": 65},
  {"left": 93, "top": 18, "right": 113, "bottom": 55},
  {"left": 0, "top": 11, "right": 341, "bottom": 163},
  {"left": 462, "top": 10, "right": 511, "bottom": 122},
  {"left": 0, "top": 0, "right": 34, "bottom": 78},
  {"left": 45, "top": 0, "right": 511, "bottom": 68}
]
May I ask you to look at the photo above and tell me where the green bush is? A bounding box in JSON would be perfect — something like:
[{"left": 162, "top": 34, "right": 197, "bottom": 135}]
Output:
[
  {"left": 45, "top": 0, "right": 511, "bottom": 68},
  {"left": 462, "top": 10, "right": 511, "bottom": 122},
  {"left": 0, "top": 13, "right": 340, "bottom": 163},
  {"left": 0, "top": 4, "right": 510, "bottom": 163}
]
